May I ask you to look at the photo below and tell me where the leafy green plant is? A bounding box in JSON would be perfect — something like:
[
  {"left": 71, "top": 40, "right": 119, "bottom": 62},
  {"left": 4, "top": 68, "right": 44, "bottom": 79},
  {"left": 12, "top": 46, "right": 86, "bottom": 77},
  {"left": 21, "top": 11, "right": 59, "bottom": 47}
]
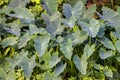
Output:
[{"left": 0, "top": 0, "right": 120, "bottom": 80}]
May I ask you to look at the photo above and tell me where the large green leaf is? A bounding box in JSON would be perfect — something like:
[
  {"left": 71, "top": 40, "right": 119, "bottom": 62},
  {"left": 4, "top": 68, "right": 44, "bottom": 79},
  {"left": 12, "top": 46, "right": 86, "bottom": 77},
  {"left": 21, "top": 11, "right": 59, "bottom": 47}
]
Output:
[
  {"left": 18, "top": 33, "right": 33, "bottom": 49},
  {"left": 46, "top": 0, "right": 58, "bottom": 14},
  {"left": 60, "top": 39, "right": 73, "bottom": 60},
  {"left": 81, "top": 44, "right": 95, "bottom": 60},
  {"left": 99, "top": 48, "right": 114, "bottom": 59},
  {"left": 42, "top": 11, "right": 64, "bottom": 37},
  {"left": 0, "top": 68, "right": 16, "bottom": 80},
  {"left": 29, "top": 24, "right": 40, "bottom": 34},
  {"left": 115, "top": 39, "right": 120, "bottom": 53},
  {"left": 39, "top": 49, "right": 51, "bottom": 70},
  {"left": 61, "top": 16, "right": 76, "bottom": 28},
  {"left": 50, "top": 53, "right": 61, "bottom": 68},
  {"left": 83, "top": 4, "right": 96, "bottom": 18},
  {"left": 69, "top": 30, "right": 88, "bottom": 46},
  {"left": 63, "top": 4, "right": 72, "bottom": 19},
  {"left": 6, "top": 71, "right": 16, "bottom": 80},
  {"left": 63, "top": 1, "right": 83, "bottom": 19},
  {"left": 54, "top": 62, "right": 67, "bottom": 76},
  {"left": 34, "top": 35, "right": 50, "bottom": 57},
  {"left": 78, "top": 18, "right": 100, "bottom": 37},
  {"left": 20, "top": 55, "right": 36, "bottom": 78},
  {"left": 6, "top": 7, "right": 34, "bottom": 24},
  {"left": 46, "top": 19, "right": 64, "bottom": 37},
  {"left": 116, "top": 57, "right": 120, "bottom": 62},
  {"left": 0, "top": 37, "right": 18, "bottom": 48},
  {"left": 6, "top": 50, "right": 28, "bottom": 70},
  {"left": 101, "top": 37, "right": 116, "bottom": 50},
  {"left": 73, "top": 55, "right": 87, "bottom": 75},
  {"left": 5, "top": 19, "right": 21, "bottom": 36},
  {"left": 97, "top": 7, "right": 120, "bottom": 27},
  {"left": 8, "top": 0, "right": 30, "bottom": 8},
  {"left": 41, "top": 0, "right": 58, "bottom": 15},
  {"left": 42, "top": 11, "right": 61, "bottom": 24},
  {"left": 104, "top": 68, "right": 113, "bottom": 78}
]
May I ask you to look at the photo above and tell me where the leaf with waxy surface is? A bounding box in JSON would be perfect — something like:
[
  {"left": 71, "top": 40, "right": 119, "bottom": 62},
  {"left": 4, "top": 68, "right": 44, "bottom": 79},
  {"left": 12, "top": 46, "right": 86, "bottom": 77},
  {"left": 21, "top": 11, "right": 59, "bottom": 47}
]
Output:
[
  {"left": 63, "top": 1, "right": 83, "bottom": 19},
  {"left": 73, "top": 55, "right": 87, "bottom": 75},
  {"left": 69, "top": 30, "right": 88, "bottom": 46},
  {"left": 61, "top": 16, "right": 76, "bottom": 28},
  {"left": 8, "top": 0, "right": 30, "bottom": 8},
  {"left": 18, "top": 33, "right": 33, "bottom": 49},
  {"left": 42, "top": 11, "right": 64, "bottom": 37},
  {"left": 6, "top": 50, "right": 28, "bottom": 71},
  {"left": 6, "top": 7, "right": 34, "bottom": 24},
  {"left": 50, "top": 53, "right": 61, "bottom": 68},
  {"left": 104, "top": 68, "right": 113, "bottom": 78},
  {"left": 101, "top": 37, "right": 116, "bottom": 50},
  {"left": 60, "top": 39, "right": 73, "bottom": 60},
  {"left": 97, "top": 7, "right": 120, "bottom": 27},
  {"left": 34, "top": 35, "right": 50, "bottom": 57},
  {"left": 54, "top": 62, "right": 67, "bottom": 76},
  {"left": 81, "top": 44, "right": 95, "bottom": 60},
  {"left": 115, "top": 39, "right": 120, "bottom": 53},
  {"left": 99, "top": 48, "right": 114, "bottom": 59},
  {"left": 78, "top": 18, "right": 100, "bottom": 38},
  {"left": 20, "top": 55, "right": 36, "bottom": 78},
  {"left": 83, "top": 4, "right": 96, "bottom": 18},
  {"left": 0, "top": 37, "right": 18, "bottom": 48}
]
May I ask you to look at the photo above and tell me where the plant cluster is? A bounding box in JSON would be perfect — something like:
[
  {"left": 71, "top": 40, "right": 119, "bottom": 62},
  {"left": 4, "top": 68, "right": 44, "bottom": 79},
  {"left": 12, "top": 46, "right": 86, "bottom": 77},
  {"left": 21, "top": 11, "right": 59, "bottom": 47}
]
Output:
[{"left": 0, "top": 0, "right": 120, "bottom": 80}]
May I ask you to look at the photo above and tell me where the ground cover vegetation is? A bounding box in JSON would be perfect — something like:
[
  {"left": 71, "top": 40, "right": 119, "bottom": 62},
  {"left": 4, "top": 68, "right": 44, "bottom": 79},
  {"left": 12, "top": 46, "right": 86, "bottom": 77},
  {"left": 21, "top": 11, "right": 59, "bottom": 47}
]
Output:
[{"left": 0, "top": 0, "right": 120, "bottom": 80}]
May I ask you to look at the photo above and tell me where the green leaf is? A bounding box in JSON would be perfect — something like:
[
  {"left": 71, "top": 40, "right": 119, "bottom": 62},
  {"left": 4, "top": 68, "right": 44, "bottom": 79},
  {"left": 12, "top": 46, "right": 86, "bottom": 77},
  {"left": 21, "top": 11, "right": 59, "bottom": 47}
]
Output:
[
  {"left": 93, "top": 64, "right": 104, "bottom": 70},
  {"left": 115, "top": 39, "right": 120, "bottom": 53},
  {"left": 20, "top": 55, "right": 36, "bottom": 78},
  {"left": 116, "top": 57, "right": 120, "bottom": 62},
  {"left": 83, "top": 4, "right": 96, "bottom": 18},
  {"left": 60, "top": 39, "right": 73, "bottom": 60},
  {"left": 8, "top": 0, "right": 30, "bottom": 8},
  {"left": 18, "top": 33, "right": 33, "bottom": 49},
  {"left": 63, "top": 4, "right": 72, "bottom": 19},
  {"left": 61, "top": 16, "right": 76, "bottom": 28},
  {"left": 117, "top": 6, "right": 120, "bottom": 15},
  {"left": 0, "top": 69, "right": 16, "bottom": 80},
  {"left": 104, "top": 68, "right": 113, "bottom": 78},
  {"left": 97, "top": 7, "right": 120, "bottom": 27},
  {"left": 101, "top": 37, "right": 116, "bottom": 50},
  {"left": 72, "top": 1, "right": 84, "bottom": 18},
  {"left": 39, "top": 49, "right": 51, "bottom": 70},
  {"left": 6, "top": 7, "right": 34, "bottom": 24},
  {"left": 110, "top": 32, "right": 117, "bottom": 42},
  {"left": 6, "top": 71, "right": 16, "bottom": 80},
  {"left": 81, "top": 44, "right": 95, "bottom": 60},
  {"left": 42, "top": 11, "right": 61, "bottom": 24},
  {"left": 46, "top": 19, "right": 64, "bottom": 37},
  {"left": 34, "top": 35, "right": 50, "bottom": 57},
  {"left": 45, "top": 0, "right": 58, "bottom": 14},
  {"left": 5, "top": 20, "right": 21, "bottom": 36},
  {"left": 44, "top": 72, "right": 53, "bottom": 80},
  {"left": 78, "top": 18, "right": 100, "bottom": 37},
  {"left": 73, "top": 55, "right": 87, "bottom": 75},
  {"left": 63, "top": 1, "right": 83, "bottom": 19},
  {"left": 50, "top": 53, "right": 61, "bottom": 68},
  {"left": 42, "top": 11, "right": 64, "bottom": 37},
  {"left": 6, "top": 50, "right": 28, "bottom": 71},
  {"left": 99, "top": 48, "right": 114, "bottom": 59},
  {"left": 29, "top": 24, "right": 40, "bottom": 34},
  {"left": 54, "top": 62, "right": 67, "bottom": 76},
  {"left": 0, "top": 68, "right": 6, "bottom": 80},
  {"left": 69, "top": 30, "right": 88, "bottom": 46},
  {"left": 0, "top": 37, "right": 18, "bottom": 48}
]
